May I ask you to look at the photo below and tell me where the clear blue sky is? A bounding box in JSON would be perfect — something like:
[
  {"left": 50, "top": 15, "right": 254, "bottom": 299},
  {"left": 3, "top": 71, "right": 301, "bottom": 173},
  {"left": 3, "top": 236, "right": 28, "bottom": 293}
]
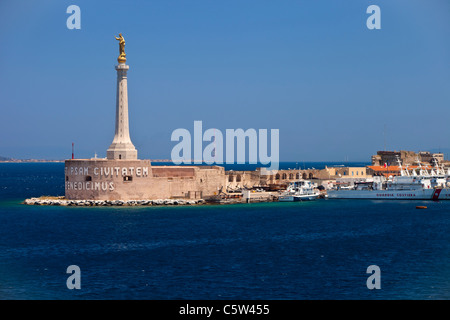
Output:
[{"left": 1, "top": 0, "right": 449, "bottom": 161}]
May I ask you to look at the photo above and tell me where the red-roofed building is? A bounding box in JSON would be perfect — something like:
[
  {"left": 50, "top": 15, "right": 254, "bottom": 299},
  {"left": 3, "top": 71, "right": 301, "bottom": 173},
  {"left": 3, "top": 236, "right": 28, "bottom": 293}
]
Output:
[{"left": 367, "top": 165, "right": 434, "bottom": 177}]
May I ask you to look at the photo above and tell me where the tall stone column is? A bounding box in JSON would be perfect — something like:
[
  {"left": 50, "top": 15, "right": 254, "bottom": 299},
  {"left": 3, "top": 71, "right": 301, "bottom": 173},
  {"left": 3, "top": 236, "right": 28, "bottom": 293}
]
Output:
[{"left": 107, "top": 62, "right": 138, "bottom": 160}]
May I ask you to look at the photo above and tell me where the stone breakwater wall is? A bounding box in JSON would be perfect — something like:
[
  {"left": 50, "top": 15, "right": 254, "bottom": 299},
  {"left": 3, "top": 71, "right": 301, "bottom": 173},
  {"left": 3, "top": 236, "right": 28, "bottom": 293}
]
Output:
[{"left": 24, "top": 197, "right": 205, "bottom": 206}]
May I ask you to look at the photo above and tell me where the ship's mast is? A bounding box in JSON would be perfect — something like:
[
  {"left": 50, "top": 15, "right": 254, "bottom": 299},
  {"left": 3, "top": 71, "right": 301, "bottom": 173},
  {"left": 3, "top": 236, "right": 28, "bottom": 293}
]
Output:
[
  {"left": 396, "top": 155, "right": 408, "bottom": 176},
  {"left": 433, "top": 157, "right": 444, "bottom": 176},
  {"left": 416, "top": 157, "right": 429, "bottom": 177},
  {"left": 405, "top": 165, "right": 410, "bottom": 176}
]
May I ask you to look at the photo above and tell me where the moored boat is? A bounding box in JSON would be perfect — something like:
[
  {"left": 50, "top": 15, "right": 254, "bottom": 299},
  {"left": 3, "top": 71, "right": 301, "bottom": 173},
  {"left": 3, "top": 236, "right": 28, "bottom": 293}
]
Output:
[{"left": 278, "top": 180, "right": 320, "bottom": 202}]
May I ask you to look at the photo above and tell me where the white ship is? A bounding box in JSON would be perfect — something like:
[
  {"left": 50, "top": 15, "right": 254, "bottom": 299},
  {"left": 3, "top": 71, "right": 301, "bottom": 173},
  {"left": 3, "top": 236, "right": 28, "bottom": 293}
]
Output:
[
  {"left": 278, "top": 180, "right": 320, "bottom": 202},
  {"left": 327, "top": 158, "right": 450, "bottom": 200}
]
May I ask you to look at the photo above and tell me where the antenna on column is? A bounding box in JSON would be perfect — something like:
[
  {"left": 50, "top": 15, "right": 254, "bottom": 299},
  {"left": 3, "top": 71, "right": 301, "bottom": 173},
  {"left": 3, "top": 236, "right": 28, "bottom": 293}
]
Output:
[{"left": 72, "top": 142, "right": 74, "bottom": 160}]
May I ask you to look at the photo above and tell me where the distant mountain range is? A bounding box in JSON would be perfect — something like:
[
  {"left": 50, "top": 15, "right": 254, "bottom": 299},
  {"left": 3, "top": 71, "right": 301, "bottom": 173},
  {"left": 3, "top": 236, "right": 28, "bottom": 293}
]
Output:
[{"left": 0, "top": 157, "right": 63, "bottom": 163}]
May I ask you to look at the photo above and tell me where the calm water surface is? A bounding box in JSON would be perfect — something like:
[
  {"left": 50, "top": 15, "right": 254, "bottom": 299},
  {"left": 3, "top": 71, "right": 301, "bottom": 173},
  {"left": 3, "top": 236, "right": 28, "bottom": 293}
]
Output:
[{"left": 0, "top": 163, "right": 449, "bottom": 299}]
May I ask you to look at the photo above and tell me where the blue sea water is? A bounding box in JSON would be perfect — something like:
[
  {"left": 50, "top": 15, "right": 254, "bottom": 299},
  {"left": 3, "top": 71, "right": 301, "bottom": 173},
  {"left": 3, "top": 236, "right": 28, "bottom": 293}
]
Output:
[{"left": 1, "top": 162, "right": 450, "bottom": 300}]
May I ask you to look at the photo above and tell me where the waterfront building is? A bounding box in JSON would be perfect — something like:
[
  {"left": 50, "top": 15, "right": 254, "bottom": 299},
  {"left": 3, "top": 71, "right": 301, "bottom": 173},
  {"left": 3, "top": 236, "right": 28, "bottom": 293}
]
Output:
[
  {"left": 323, "top": 167, "right": 369, "bottom": 179},
  {"left": 371, "top": 150, "right": 445, "bottom": 167}
]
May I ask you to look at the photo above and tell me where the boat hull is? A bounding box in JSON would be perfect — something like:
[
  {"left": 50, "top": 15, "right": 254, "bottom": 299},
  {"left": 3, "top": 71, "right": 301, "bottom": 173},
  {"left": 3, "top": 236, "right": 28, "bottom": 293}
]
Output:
[
  {"left": 279, "top": 194, "right": 319, "bottom": 202},
  {"left": 327, "top": 188, "right": 450, "bottom": 200}
]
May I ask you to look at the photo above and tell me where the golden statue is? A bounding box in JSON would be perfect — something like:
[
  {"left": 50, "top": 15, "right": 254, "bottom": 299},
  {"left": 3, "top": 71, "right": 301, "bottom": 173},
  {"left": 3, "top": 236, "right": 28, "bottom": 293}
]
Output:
[{"left": 115, "top": 33, "right": 126, "bottom": 63}]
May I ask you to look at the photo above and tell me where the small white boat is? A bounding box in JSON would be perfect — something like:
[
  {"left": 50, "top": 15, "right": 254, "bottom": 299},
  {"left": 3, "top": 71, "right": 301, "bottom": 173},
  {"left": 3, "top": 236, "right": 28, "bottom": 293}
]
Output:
[{"left": 278, "top": 180, "right": 320, "bottom": 202}]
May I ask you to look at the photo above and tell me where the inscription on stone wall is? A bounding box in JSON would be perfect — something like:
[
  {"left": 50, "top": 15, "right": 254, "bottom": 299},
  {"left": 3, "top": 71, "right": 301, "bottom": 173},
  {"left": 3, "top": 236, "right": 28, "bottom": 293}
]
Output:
[
  {"left": 65, "top": 166, "right": 149, "bottom": 192},
  {"left": 66, "top": 181, "right": 115, "bottom": 191},
  {"left": 65, "top": 166, "right": 149, "bottom": 177}
]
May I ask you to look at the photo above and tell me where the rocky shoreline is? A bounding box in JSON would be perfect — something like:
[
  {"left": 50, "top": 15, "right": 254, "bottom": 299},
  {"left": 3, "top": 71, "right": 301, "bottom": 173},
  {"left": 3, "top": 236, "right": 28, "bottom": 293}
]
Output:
[{"left": 23, "top": 197, "right": 205, "bottom": 206}]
